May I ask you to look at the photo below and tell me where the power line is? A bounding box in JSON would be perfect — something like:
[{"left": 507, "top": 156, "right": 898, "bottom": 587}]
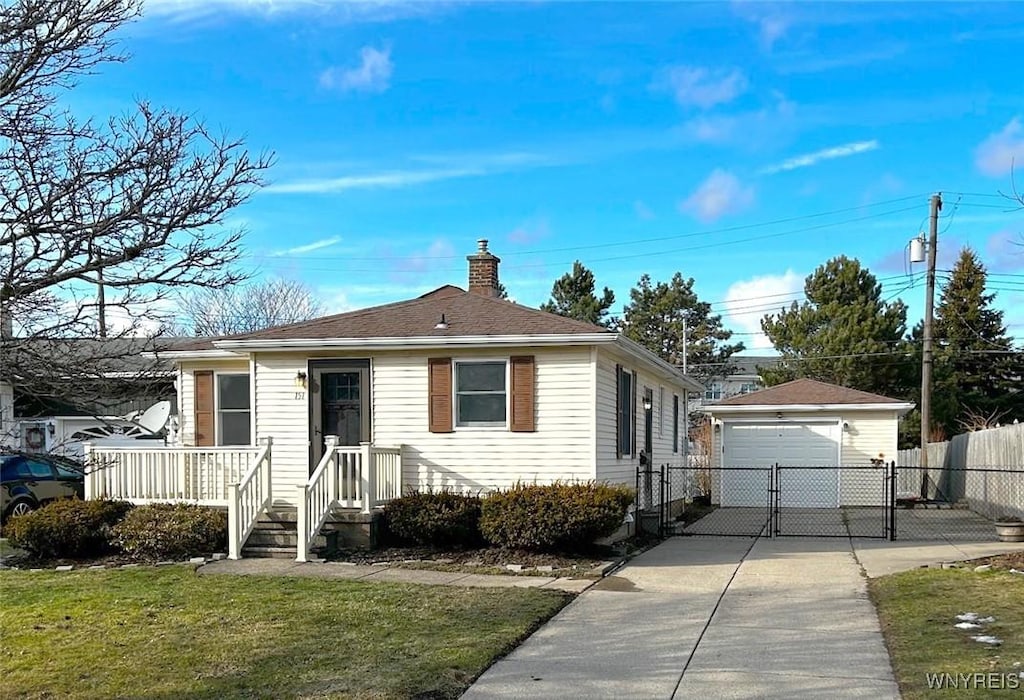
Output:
[{"left": 254, "top": 194, "right": 934, "bottom": 262}]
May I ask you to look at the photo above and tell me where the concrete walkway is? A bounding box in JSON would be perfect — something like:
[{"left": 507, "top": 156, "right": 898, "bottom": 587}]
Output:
[
  {"left": 463, "top": 537, "right": 900, "bottom": 699},
  {"left": 197, "top": 557, "right": 595, "bottom": 593}
]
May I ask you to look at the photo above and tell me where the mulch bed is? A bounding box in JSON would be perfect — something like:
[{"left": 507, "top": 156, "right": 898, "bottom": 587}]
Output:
[
  {"left": 328, "top": 543, "right": 631, "bottom": 576},
  {"left": 968, "top": 549, "right": 1024, "bottom": 571}
]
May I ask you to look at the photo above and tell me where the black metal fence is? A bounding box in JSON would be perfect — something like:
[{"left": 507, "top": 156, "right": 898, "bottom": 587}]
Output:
[{"left": 637, "top": 461, "right": 1024, "bottom": 542}]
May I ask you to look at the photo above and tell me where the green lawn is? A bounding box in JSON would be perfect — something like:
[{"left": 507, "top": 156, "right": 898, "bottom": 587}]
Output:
[
  {"left": 0, "top": 567, "right": 570, "bottom": 699},
  {"left": 869, "top": 568, "right": 1024, "bottom": 699}
]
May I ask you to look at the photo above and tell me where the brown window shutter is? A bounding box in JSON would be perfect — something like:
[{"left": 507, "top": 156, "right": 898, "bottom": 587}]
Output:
[
  {"left": 615, "top": 364, "right": 622, "bottom": 459},
  {"left": 428, "top": 358, "right": 453, "bottom": 433},
  {"left": 194, "top": 370, "right": 214, "bottom": 446},
  {"left": 510, "top": 355, "right": 536, "bottom": 432}
]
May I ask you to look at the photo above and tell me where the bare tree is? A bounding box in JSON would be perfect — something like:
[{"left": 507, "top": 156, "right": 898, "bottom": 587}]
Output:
[
  {"left": 174, "top": 278, "right": 327, "bottom": 336},
  {"left": 1, "top": 0, "right": 271, "bottom": 412}
]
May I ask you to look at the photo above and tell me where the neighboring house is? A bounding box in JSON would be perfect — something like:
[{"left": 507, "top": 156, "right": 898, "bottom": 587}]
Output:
[
  {"left": 703, "top": 378, "right": 914, "bottom": 507},
  {"left": 85, "top": 240, "right": 704, "bottom": 559},
  {"left": 688, "top": 355, "right": 780, "bottom": 411},
  {"left": 1, "top": 339, "right": 182, "bottom": 456}
]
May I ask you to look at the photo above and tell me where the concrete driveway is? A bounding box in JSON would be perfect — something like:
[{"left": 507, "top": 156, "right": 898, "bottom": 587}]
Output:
[{"left": 464, "top": 536, "right": 910, "bottom": 699}]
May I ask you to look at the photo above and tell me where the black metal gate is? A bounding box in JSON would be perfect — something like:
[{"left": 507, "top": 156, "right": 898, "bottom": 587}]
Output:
[
  {"left": 640, "top": 461, "right": 1023, "bottom": 541},
  {"left": 642, "top": 461, "right": 895, "bottom": 539}
]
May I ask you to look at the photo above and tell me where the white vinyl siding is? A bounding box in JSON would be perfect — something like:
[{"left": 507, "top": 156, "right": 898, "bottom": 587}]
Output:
[
  {"left": 178, "top": 361, "right": 250, "bottom": 446},
  {"left": 595, "top": 349, "right": 691, "bottom": 486},
  {"left": 250, "top": 354, "right": 313, "bottom": 508},
  {"left": 374, "top": 347, "right": 595, "bottom": 492},
  {"left": 840, "top": 411, "right": 900, "bottom": 506}
]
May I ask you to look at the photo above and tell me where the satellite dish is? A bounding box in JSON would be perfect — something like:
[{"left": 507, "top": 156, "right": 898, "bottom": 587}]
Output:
[{"left": 135, "top": 401, "right": 172, "bottom": 434}]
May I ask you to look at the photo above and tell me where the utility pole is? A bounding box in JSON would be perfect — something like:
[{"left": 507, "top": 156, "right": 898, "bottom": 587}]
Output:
[
  {"left": 682, "top": 318, "right": 688, "bottom": 375},
  {"left": 919, "top": 193, "right": 942, "bottom": 474},
  {"left": 97, "top": 265, "right": 107, "bottom": 338}
]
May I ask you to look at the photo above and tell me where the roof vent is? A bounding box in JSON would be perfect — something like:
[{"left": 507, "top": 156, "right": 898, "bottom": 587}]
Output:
[{"left": 434, "top": 313, "right": 449, "bottom": 330}]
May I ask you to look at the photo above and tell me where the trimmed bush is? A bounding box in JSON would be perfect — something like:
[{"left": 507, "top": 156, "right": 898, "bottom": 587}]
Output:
[
  {"left": 5, "top": 499, "right": 133, "bottom": 559},
  {"left": 112, "top": 504, "right": 227, "bottom": 561},
  {"left": 480, "top": 482, "right": 635, "bottom": 551},
  {"left": 384, "top": 490, "right": 483, "bottom": 548}
]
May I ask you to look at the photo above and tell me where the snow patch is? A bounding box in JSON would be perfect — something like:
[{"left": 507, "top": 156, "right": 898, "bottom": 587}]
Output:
[
  {"left": 956, "top": 613, "right": 995, "bottom": 623},
  {"left": 970, "top": 635, "right": 1002, "bottom": 645},
  {"left": 954, "top": 622, "right": 981, "bottom": 630}
]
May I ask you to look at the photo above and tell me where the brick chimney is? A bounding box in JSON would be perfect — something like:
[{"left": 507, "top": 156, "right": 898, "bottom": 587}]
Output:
[{"left": 467, "top": 239, "right": 501, "bottom": 297}]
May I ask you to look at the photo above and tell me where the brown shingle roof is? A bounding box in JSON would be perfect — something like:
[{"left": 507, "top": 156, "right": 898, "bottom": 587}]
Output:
[
  {"left": 167, "top": 286, "right": 612, "bottom": 350},
  {"left": 714, "top": 378, "right": 904, "bottom": 406}
]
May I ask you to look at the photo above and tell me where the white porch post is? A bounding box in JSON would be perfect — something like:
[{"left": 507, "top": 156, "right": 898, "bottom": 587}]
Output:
[
  {"left": 228, "top": 483, "right": 241, "bottom": 560},
  {"left": 82, "top": 442, "right": 94, "bottom": 501},
  {"left": 360, "top": 441, "right": 374, "bottom": 514},
  {"left": 296, "top": 484, "right": 309, "bottom": 563},
  {"left": 261, "top": 436, "right": 273, "bottom": 506},
  {"left": 324, "top": 435, "right": 339, "bottom": 501}
]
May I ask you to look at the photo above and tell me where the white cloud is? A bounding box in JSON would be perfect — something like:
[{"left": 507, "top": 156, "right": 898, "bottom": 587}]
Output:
[
  {"left": 731, "top": 1, "right": 791, "bottom": 50},
  {"left": 634, "top": 200, "right": 655, "bottom": 221},
  {"left": 657, "top": 66, "right": 748, "bottom": 110},
  {"left": 723, "top": 270, "right": 805, "bottom": 350},
  {"left": 320, "top": 45, "right": 393, "bottom": 93},
  {"left": 264, "top": 168, "right": 481, "bottom": 194},
  {"left": 759, "top": 139, "right": 880, "bottom": 175},
  {"left": 975, "top": 118, "right": 1024, "bottom": 177},
  {"left": 265, "top": 149, "right": 559, "bottom": 195},
  {"left": 143, "top": 0, "right": 436, "bottom": 24},
  {"left": 508, "top": 218, "right": 550, "bottom": 246},
  {"left": 680, "top": 169, "right": 755, "bottom": 222},
  {"left": 271, "top": 236, "right": 341, "bottom": 257}
]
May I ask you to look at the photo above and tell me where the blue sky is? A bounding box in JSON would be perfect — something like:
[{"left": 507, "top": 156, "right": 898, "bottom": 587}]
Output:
[{"left": 82, "top": 1, "right": 1024, "bottom": 350}]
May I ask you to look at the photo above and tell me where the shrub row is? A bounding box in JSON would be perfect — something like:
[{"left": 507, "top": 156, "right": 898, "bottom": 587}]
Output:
[
  {"left": 6, "top": 500, "right": 226, "bottom": 561},
  {"left": 384, "top": 482, "right": 635, "bottom": 551}
]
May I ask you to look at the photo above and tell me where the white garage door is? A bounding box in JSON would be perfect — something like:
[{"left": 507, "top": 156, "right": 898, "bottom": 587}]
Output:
[{"left": 722, "top": 421, "right": 840, "bottom": 508}]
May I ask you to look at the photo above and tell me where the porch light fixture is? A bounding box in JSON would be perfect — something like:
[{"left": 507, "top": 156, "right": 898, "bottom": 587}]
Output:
[
  {"left": 434, "top": 313, "right": 449, "bottom": 330},
  {"left": 643, "top": 396, "right": 653, "bottom": 411},
  {"left": 47, "top": 423, "right": 56, "bottom": 436},
  {"left": 842, "top": 421, "right": 851, "bottom": 432},
  {"left": 295, "top": 370, "right": 307, "bottom": 389}
]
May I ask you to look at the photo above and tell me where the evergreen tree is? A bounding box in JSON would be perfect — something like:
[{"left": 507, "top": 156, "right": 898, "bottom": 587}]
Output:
[
  {"left": 760, "top": 256, "right": 911, "bottom": 397},
  {"left": 539, "top": 261, "right": 615, "bottom": 327},
  {"left": 621, "top": 272, "right": 743, "bottom": 378},
  {"left": 930, "top": 247, "right": 1023, "bottom": 435}
]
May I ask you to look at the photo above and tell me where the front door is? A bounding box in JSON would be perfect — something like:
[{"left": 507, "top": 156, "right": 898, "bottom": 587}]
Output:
[{"left": 309, "top": 360, "right": 371, "bottom": 472}]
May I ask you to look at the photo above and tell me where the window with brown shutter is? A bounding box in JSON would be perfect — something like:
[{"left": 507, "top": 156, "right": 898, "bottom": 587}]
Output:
[
  {"left": 509, "top": 355, "right": 535, "bottom": 432},
  {"left": 194, "top": 370, "right": 214, "bottom": 446},
  {"left": 428, "top": 358, "right": 453, "bottom": 433}
]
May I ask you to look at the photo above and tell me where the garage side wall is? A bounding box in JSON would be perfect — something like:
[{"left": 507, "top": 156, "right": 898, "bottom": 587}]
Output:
[{"left": 839, "top": 410, "right": 900, "bottom": 506}]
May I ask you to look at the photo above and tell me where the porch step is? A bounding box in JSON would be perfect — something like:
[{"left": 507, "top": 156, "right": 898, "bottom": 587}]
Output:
[{"left": 240, "top": 545, "right": 296, "bottom": 559}]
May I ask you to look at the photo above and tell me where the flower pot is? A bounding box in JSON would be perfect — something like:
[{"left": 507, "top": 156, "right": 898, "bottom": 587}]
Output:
[{"left": 994, "top": 522, "right": 1024, "bottom": 543}]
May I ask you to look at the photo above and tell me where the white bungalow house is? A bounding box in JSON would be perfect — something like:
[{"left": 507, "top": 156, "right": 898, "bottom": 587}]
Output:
[{"left": 85, "top": 240, "right": 703, "bottom": 560}]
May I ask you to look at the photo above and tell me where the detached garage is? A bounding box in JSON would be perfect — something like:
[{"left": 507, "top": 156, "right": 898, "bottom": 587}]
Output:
[{"left": 704, "top": 379, "right": 914, "bottom": 508}]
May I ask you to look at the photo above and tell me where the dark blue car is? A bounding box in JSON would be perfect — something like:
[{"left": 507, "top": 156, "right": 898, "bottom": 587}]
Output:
[{"left": 1, "top": 453, "right": 85, "bottom": 522}]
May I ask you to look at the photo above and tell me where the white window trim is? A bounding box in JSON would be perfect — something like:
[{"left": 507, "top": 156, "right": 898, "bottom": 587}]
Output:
[
  {"left": 214, "top": 371, "right": 252, "bottom": 446},
  {"left": 658, "top": 386, "right": 664, "bottom": 438},
  {"left": 452, "top": 357, "right": 510, "bottom": 431}
]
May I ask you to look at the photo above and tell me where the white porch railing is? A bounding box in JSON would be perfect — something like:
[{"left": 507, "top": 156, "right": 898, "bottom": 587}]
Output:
[
  {"left": 83, "top": 444, "right": 260, "bottom": 505},
  {"left": 83, "top": 439, "right": 274, "bottom": 560},
  {"left": 228, "top": 437, "right": 273, "bottom": 560},
  {"left": 296, "top": 439, "right": 404, "bottom": 562}
]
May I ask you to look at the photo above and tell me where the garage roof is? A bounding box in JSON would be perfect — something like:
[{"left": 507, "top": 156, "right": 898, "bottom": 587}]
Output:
[{"left": 706, "top": 378, "right": 914, "bottom": 413}]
